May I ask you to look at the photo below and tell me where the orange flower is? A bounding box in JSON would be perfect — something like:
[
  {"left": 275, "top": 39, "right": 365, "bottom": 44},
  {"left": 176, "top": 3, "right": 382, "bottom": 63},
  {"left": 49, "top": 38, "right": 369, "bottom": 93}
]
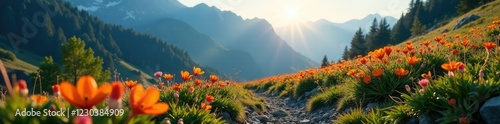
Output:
[
  {"left": 52, "top": 84, "right": 60, "bottom": 96},
  {"left": 110, "top": 82, "right": 124, "bottom": 100},
  {"left": 402, "top": 48, "right": 409, "bottom": 55},
  {"left": 441, "top": 61, "right": 464, "bottom": 72},
  {"left": 359, "top": 58, "right": 368, "bottom": 64},
  {"left": 173, "top": 84, "right": 181, "bottom": 91},
  {"left": 394, "top": 68, "right": 409, "bottom": 78},
  {"left": 461, "top": 40, "right": 469, "bottom": 47},
  {"left": 31, "top": 95, "right": 48, "bottom": 106},
  {"left": 484, "top": 42, "right": 496, "bottom": 50},
  {"left": 362, "top": 75, "right": 371, "bottom": 85},
  {"left": 201, "top": 103, "right": 212, "bottom": 110},
  {"left": 406, "top": 44, "right": 415, "bottom": 51},
  {"left": 210, "top": 75, "right": 218, "bottom": 83},
  {"left": 16, "top": 80, "right": 28, "bottom": 97},
  {"left": 422, "top": 40, "right": 431, "bottom": 47},
  {"left": 372, "top": 68, "right": 384, "bottom": 78},
  {"left": 129, "top": 84, "right": 169, "bottom": 116},
  {"left": 406, "top": 56, "right": 420, "bottom": 66},
  {"left": 192, "top": 67, "right": 205, "bottom": 76},
  {"left": 194, "top": 79, "right": 202, "bottom": 86},
  {"left": 205, "top": 94, "right": 215, "bottom": 104},
  {"left": 452, "top": 49, "right": 460, "bottom": 55},
  {"left": 356, "top": 72, "right": 365, "bottom": 78},
  {"left": 125, "top": 80, "right": 137, "bottom": 89},
  {"left": 163, "top": 74, "right": 173, "bottom": 81},
  {"left": 347, "top": 69, "right": 357, "bottom": 76},
  {"left": 218, "top": 81, "right": 226, "bottom": 88},
  {"left": 421, "top": 71, "right": 432, "bottom": 80},
  {"left": 384, "top": 46, "right": 392, "bottom": 56},
  {"left": 372, "top": 49, "right": 385, "bottom": 60},
  {"left": 434, "top": 36, "right": 442, "bottom": 42},
  {"left": 455, "top": 34, "right": 461, "bottom": 39},
  {"left": 459, "top": 117, "right": 470, "bottom": 124},
  {"left": 188, "top": 86, "right": 195, "bottom": 93},
  {"left": 60, "top": 76, "right": 112, "bottom": 109},
  {"left": 180, "top": 71, "right": 193, "bottom": 82}
]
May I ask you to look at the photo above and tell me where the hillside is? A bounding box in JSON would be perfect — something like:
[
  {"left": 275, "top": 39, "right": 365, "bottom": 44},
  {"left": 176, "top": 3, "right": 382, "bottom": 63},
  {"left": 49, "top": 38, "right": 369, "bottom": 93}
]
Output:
[
  {"left": 0, "top": 0, "right": 216, "bottom": 85},
  {"left": 243, "top": 0, "right": 500, "bottom": 123}
]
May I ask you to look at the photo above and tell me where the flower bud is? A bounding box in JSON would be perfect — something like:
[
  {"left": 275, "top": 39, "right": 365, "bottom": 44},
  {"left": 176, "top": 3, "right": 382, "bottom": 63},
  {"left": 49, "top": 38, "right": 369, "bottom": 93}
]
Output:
[
  {"left": 109, "top": 82, "right": 124, "bottom": 109},
  {"left": 73, "top": 115, "right": 92, "bottom": 124},
  {"left": 17, "top": 80, "right": 28, "bottom": 97},
  {"left": 405, "top": 85, "right": 411, "bottom": 93}
]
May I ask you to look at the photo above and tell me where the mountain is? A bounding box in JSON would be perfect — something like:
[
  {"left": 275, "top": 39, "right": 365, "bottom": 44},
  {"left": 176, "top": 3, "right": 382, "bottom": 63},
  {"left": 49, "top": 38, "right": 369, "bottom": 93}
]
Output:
[
  {"left": 67, "top": 1, "right": 318, "bottom": 76},
  {"left": 275, "top": 14, "right": 398, "bottom": 63},
  {"left": 0, "top": 0, "right": 215, "bottom": 83},
  {"left": 332, "top": 14, "right": 399, "bottom": 32},
  {"left": 167, "top": 4, "right": 318, "bottom": 75},
  {"left": 71, "top": 0, "right": 187, "bottom": 27},
  {"left": 135, "top": 18, "right": 265, "bottom": 81}
]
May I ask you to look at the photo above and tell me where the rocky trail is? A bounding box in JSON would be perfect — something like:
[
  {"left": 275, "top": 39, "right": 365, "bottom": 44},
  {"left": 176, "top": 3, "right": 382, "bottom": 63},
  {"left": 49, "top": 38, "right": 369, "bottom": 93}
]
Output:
[{"left": 244, "top": 91, "right": 338, "bottom": 124}]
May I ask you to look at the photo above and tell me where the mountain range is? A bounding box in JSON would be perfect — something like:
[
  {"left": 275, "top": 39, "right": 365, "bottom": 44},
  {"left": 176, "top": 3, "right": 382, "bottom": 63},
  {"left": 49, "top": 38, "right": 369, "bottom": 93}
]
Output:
[{"left": 275, "top": 14, "right": 398, "bottom": 63}]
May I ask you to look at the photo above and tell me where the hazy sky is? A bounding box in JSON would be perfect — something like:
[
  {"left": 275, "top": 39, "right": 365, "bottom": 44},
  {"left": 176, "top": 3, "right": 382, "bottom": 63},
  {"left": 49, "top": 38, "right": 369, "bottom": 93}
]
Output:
[{"left": 178, "top": 0, "right": 412, "bottom": 27}]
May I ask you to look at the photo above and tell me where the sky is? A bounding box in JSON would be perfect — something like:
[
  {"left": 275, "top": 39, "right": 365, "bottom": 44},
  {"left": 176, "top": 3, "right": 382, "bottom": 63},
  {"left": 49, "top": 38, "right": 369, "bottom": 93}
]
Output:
[{"left": 178, "top": 0, "right": 412, "bottom": 27}]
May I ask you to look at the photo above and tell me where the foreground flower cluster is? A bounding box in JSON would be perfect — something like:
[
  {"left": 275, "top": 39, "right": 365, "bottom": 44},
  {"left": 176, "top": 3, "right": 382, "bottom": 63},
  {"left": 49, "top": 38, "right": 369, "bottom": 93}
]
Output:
[{"left": 244, "top": 18, "right": 500, "bottom": 123}]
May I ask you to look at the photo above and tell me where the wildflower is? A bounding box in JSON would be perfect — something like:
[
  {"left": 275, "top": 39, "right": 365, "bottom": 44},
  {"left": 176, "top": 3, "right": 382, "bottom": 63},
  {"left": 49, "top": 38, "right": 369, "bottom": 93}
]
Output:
[
  {"left": 458, "top": 63, "right": 466, "bottom": 73},
  {"left": 406, "top": 56, "right": 420, "bottom": 66},
  {"left": 60, "top": 76, "right": 112, "bottom": 109},
  {"left": 188, "top": 86, "right": 195, "bottom": 93},
  {"left": 205, "top": 94, "right": 215, "bottom": 104},
  {"left": 484, "top": 42, "right": 496, "bottom": 50},
  {"left": 363, "top": 75, "right": 371, "bottom": 85},
  {"left": 163, "top": 74, "right": 173, "bottom": 81},
  {"left": 373, "top": 49, "right": 385, "bottom": 60},
  {"left": 418, "top": 79, "right": 429, "bottom": 88},
  {"left": 421, "top": 71, "right": 432, "bottom": 81},
  {"left": 73, "top": 115, "right": 92, "bottom": 124},
  {"left": 394, "top": 68, "right": 409, "bottom": 78},
  {"left": 405, "top": 85, "right": 411, "bottom": 93},
  {"left": 359, "top": 58, "right": 368, "bottom": 64},
  {"left": 455, "top": 34, "right": 461, "bottom": 39},
  {"left": 458, "top": 117, "right": 470, "bottom": 124},
  {"left": 434, "top": 36, "right": 442, "bottom": 42},
  {"left": 402, "top": 48, "right": 409, "bottom": 55},
  {"left": 201, "top": 103, "right": 212, "bottom": 110},
  {"left": 31, "top": 95, "right": 48, "bottom": 106},
  {"left": 159, "top": 82, "right": 165, "bottom": 88},
  {"left": 125, "top": 80, "right": 137, "bottom": 89},
  {"left": 180, "top": 71, "right": 193, "bottom": 82},
  {"left": 218, "top": 81, "right": 226, "bottom": 88},
  {"left": 192, "top": 67, "right": 205, "bottom": 76},
  {"left": 372, "top": 68, "right": 383, "bottom": 78},
  {"left": 347, "top": 69, "right": 357, "bottom": 76},
  {"left": 461, "top": 40, "right": 469, "bottom": 47},
  {"left": 452, "top": 49, "right": 460, "bottom": 55},
  {"left": 194, "top": 79, "right": 202, "bottom": 86},
  {"left": 448, "top": 98, "right": 456, "bottom": 106},
  {"left": 52, "top": 84, "right": 60, "bottom": 97},
  {"left": 173, "top": 84, "right": 181, "bottom": 91},
  {"left": 355, "top": 72, "right": 365, "bottom": 78},
  {"left": 154, "top": 71, "right": 163, "bottom": 78},
  {"left": 16, "top": 80, "right": 28, "bottom": 97},
  {"left": 422, "top": 40, "right": 431, "bottom": 47},
  {"left": 441, "top": 61, "right": 464, "bottom": 72},
  {"left": 129, "top": 84, "right": 169, "bottom": 116},
  {"left": 384, "top": 46, "right": 392, "bottom": 56},
  {"left": 109, "top": 82, "right": 124, "bottom": 109},
  {"left": 210, "top": 75, "right": 218, "bottom": 83}
]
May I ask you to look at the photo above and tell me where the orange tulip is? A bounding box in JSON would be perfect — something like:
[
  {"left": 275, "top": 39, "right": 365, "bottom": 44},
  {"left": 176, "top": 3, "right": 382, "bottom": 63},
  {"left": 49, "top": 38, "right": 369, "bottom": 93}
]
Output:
[
  {"left": 129, "top": 84, "right": 169, "bottom": 115},
  {"left": 347, "top": 69, "right": 357, "bottom": 76},
  {"left": 125, "top": 80, "right": 137, "bottom": 89},
  {"left": 210, "top": 75, "right": 218, "bottom": 83},
  {"left": 194, "top": 79, "right": 202, "bottom": 86},
  {"left": 373, "top": 49, "right": 385, "bottom": 60},
  {"left": 109, "top": 82, "right": 124, "bottom": 109},
  {"left": 31, "top": 95, "right": 48, "bottom": 106},
  {"left": 394, "top": 68, "right": 409, "bottom": 78},
  {"left": 201, "top": 103, "right": 212, "bottom": 110},
  {"left": 193, "top": 67, "right": 205, "bottom": 76},
  {"left": 441, "top": 61, "right": 464, "bottom": 72},
  {"left": 163, "top": 74, "right": 173, "bottom": 81},
  {"left": 60, "top": 76, "right": 112, "bottom": 109},
  {"left": 363, "top": 75, "right": 371, "bottom": 85},
  {"left": 434, "top": 36, "right": 442, "bottom": 42},
  {"left": 205, "top": 94, "right": 215, "bottom": 104},
  {"left": 484, "top": 42, "right": 496, "bottom": 50},
  {"left": 372, "top": 68, "right": 384, "bottom": 78},
  {"left": 173, "top": 84, "right": 181, "bottom": 91},
  {"left": 406, "top": 56, "right": 420, "bottom": 66},
  {"left": 384, "top": 46, "right": 392, "bottom": 56},
  {"left": 422, "top": 40, "right": 431, "bottom": 47},
  {"left": 180, "top": 71, "right": 193, "bottom": 82}
]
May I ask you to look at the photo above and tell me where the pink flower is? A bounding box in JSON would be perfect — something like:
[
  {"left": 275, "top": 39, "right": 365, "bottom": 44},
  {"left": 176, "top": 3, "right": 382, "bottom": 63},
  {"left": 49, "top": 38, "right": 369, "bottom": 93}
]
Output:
[
  {"left": 73, "top": 115, "right": 92, "bottom": 124},
  {"left": 418, "top": 79, "right": 429, "bottom": 88},
  {"left": 154, "top": 71, "right": 163, "bottom": 78},
  {"left": 458, "top": 64, "right": 466, "bottom": 73},
  {"left": 405, "top": 84, "right": 411, "bottom": 93}
]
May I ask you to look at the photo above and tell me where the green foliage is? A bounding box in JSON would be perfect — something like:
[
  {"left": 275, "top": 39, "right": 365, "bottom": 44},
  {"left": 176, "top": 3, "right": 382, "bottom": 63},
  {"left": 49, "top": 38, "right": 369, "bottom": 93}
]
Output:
[
  {"left": 383, "top": 105, "right": 415, "bottom": 123},
  {"left": 348, "top": 28, "right": 367, "bottom": 58},
  {"left": 60, "top": 36, "right": 110, "bottom": 83},
  {"left": 34, "top": 56, "right": 61, "bottom": 94},
  {"left": 293, "top": 76, "right": 320, "bottom": 99},
  {"left": 321, "top": 55, "right": 329, "bottom": 68},
  {"left": 306, "top": 86, "right": 342, "bottom": 111},
  {"left": 165, "top": 103, "right": 225, "bottom": 124},
  {"left": 0, "top": 49, "right": 16, "bottom": 61},
  {"left": 334, "top": 108, "right": 366, "bottom": 124}
]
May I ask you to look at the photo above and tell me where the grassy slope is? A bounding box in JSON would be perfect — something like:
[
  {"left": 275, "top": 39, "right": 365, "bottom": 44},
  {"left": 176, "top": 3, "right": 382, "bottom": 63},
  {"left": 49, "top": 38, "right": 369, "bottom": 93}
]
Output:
[{"left": 404, "top": 0, "right": 500, "bottom": 46}]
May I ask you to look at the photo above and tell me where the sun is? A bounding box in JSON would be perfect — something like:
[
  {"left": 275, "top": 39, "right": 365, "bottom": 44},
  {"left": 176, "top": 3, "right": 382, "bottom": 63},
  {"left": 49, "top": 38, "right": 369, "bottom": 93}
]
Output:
[{"left": 284, "top": 5, "right": 301, "bottom": 21}]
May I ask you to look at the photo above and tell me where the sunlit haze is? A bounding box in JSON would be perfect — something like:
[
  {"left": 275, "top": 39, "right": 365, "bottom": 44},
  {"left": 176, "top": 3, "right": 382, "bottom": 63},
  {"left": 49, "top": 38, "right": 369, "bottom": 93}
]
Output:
[{"left": 178, "top": 0, "right": 411, "bottom": 27}]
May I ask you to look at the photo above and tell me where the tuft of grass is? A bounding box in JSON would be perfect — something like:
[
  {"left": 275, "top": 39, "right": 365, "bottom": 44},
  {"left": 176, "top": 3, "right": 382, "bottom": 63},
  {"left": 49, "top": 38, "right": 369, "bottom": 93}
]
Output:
[
  {"left": 293, "top": 76, "right": 319, "bottom": 99},
  {"left": 334, "top": 108, "right": 366, "bottom": 124},
  {"left": 306, "top": 86, "right": 342, "bottom": 111}
]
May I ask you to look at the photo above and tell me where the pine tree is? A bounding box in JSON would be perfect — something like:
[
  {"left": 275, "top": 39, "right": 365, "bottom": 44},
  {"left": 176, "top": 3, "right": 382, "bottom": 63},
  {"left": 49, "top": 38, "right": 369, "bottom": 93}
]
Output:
[
  {"left": 342, "top": 46, "right": 350, "bottom": 60},
  {"left": 35, "top": 56, "right": 61, "bottom": 93},
  {"left": 391, "top": 13, "right": 410, "bottom": 44},
  {"left": 411, "top": 17, "right": 426, "bottom": 37},
  {"left": 366, "top": 19, "right": 378, "bottom": 51},
  {"left": 321, "top": 55, "right": 329, "bottom": 68},
  {"left": 349, "top": 28, "right": 367, "bottom": 57},
  {"left": 373, "top": 18, "right": 392, "bottom": 48},
  {"left": 61, "top": 36, "right": 110, "bottom": 83}
]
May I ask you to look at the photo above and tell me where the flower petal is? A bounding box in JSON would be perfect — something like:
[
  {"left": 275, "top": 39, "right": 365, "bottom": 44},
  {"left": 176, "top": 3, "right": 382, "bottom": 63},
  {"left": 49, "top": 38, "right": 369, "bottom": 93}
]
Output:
[
  {"left": 60, "top": 82, "right": 85, "bottom": 108},
  {"left": 130, "top": 84, "right": 144, "bottom": 106},
  {"left": 77, "top": 76, "right": 97, "bottom": 101},
  {"left": 139, "top": 87, "right": 160, "bottom": 108},
  {"left": 87, "top": 83, "right": 112, "bottom": 108},
  {"left": 142, "top": 103, "right": 169, "bottom": 115}
]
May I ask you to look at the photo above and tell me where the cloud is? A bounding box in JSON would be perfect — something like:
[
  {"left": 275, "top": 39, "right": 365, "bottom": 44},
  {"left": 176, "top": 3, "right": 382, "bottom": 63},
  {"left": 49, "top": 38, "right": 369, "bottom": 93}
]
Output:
[
  {"left": 76, "top": 5, "right": 100, "bottom": 12},
  {"left": 105, "top": 0, "right": 123, "bottom": 8}
]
